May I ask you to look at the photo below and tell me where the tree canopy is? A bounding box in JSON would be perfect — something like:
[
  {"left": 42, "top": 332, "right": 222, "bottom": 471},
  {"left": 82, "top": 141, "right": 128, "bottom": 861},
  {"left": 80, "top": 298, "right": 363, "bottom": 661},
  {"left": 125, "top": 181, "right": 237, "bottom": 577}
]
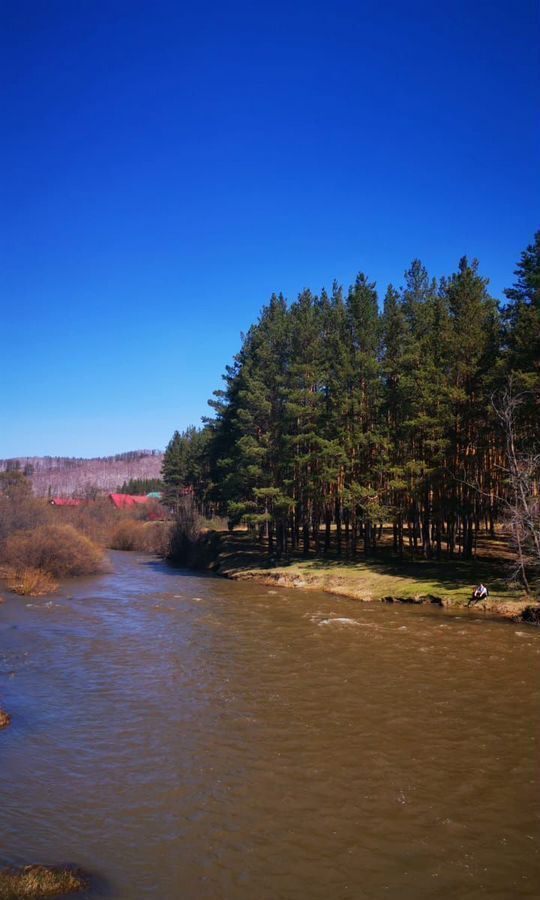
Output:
[{"left": 164, "top": 234, "right": 540, "bottom": 573}]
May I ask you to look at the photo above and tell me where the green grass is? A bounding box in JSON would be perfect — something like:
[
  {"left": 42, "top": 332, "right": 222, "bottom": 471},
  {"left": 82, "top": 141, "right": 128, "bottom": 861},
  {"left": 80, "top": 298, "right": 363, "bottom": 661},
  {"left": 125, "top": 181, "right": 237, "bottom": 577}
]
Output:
[
  {"left": 213, "top": 530, "right": 534, "bottom": 609},
  {"left": 263, "top": 557, "right": 522, "bottom": 604}
]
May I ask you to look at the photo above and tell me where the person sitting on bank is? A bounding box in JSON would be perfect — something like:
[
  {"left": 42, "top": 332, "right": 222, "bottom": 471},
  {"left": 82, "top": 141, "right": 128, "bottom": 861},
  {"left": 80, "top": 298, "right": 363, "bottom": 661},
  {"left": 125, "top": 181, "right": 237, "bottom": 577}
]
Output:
[{"left": 468, "top": 583, "right": 489, "bottom": 607}]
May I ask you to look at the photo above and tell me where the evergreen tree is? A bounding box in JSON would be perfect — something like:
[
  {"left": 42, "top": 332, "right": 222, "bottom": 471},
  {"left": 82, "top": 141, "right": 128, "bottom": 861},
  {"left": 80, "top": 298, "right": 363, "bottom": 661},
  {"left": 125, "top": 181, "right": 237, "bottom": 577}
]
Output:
[
  {"left": 344, "top": 273, "right": 383, "bottom": 554},
  {"left": 504, "top": 231, "right": 540, "bottom": 383},
  {"left": 161, "top": 430, "right": 191, "bottom": 511},
  {"left": 163, "top": 236, "right": 537, "bottom": 576},
  {"left": 443, "top": 258, "right": 501, "bottom": 556}
]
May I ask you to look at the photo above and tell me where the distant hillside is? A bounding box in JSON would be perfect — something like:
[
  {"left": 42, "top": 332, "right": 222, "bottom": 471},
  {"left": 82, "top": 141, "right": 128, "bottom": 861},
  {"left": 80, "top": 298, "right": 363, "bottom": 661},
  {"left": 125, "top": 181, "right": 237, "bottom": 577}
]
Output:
[{"left": 0, "top": 450, "right": 164, "bottom": 497}]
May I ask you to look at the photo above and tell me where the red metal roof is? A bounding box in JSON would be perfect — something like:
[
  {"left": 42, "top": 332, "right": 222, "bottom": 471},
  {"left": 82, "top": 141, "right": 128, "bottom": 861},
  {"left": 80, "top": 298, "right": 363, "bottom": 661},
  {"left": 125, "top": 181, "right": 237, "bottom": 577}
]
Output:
[{"left": 108, "top": 493, "right": 151, "bottom": 509}]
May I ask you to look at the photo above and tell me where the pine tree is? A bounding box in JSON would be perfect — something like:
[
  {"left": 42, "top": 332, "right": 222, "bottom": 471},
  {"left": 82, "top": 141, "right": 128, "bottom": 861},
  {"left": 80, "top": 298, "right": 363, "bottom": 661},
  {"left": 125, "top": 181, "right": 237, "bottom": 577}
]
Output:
[
  {"left": 344, "top": 273, "right": 383, "bottom": 554},
  {"left": 161, "top": 430, "right": 190, "bottom": 511},
  {"left": 381, "top": 284, "right": 410, "bottom": 554},
  {"left": 443, "top": 257, "right": 501, "bottom": 557},
  {"left": 165, "top": 238, "right": 536, "bottom": 572},
  {"left": 504, "top": 231, "right": 540, "bottom": 381}
]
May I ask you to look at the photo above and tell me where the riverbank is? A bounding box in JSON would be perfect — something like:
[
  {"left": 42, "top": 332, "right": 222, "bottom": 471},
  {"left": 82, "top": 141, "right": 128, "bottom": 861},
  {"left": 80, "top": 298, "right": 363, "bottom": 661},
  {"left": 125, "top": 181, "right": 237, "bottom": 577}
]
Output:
[
  {"left": 1, "top": 527, "right": 538, "bottom": 623},
  {"left": 201, "top": 531, "right": 540, "bottom": 624}
]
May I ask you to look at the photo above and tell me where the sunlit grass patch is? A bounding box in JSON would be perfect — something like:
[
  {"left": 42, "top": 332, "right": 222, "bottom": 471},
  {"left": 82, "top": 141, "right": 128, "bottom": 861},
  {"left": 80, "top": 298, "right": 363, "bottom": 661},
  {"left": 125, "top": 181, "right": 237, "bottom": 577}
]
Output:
[{"left": 256, "top": 556, "right": 524, "bottom": 604}]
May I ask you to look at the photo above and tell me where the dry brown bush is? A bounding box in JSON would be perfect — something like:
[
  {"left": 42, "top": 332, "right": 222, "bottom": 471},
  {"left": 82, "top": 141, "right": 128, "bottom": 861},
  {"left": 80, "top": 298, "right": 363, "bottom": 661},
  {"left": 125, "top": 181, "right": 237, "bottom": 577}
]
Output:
[
  {"left": 145, "top": 521, "right": 172, "bottom": 555},
  {"left": 5, "top": 568, "right": 59, "bottom": 596},
  {"left": 0, "top": 472, "right": 50, "bottom": 542},
  {"left": 0, "top": 864, "right": 87, "bottom": 898},
  {"left": 2, "top": 525, "right": 105, "bottom": 578},
  {"left": 167, "top": 498, "right": 220, "bottom": 567},
  {"left": 53, "top": 499, "right": 167, "bottom": 547},
  {"left": 108, "top": 519, "right": 148, "bottom": 551},
  {"left": 108, "top": 520, "right": 171, "bottom": 554},
  {"left": 52, "top": 499, "right": 119, "bottom": 546}
]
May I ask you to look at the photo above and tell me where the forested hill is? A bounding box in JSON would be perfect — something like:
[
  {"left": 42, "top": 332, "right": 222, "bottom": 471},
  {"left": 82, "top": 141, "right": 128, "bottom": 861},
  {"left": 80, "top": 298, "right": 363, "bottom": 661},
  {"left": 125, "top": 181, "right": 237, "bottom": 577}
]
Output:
[
  {"left": 162, "top": 232, "right": 540, "bottom": 575},
  {"left": 0, "top": 451, "right": 163, "bottom": 497}
]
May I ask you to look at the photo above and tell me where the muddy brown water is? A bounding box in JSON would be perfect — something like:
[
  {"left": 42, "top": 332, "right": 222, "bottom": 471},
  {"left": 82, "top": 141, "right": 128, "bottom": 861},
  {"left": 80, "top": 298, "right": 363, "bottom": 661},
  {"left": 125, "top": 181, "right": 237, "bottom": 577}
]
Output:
[{"left": 1, "top": 552, "right": 539, "bottom": 899}]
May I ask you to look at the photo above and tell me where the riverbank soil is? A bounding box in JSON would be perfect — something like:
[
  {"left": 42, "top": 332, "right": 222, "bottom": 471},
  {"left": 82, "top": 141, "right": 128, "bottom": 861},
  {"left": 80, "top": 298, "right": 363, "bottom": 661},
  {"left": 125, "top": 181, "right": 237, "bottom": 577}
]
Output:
[{"left": 210, "top": 529, "right": 539, "bottom": 621}]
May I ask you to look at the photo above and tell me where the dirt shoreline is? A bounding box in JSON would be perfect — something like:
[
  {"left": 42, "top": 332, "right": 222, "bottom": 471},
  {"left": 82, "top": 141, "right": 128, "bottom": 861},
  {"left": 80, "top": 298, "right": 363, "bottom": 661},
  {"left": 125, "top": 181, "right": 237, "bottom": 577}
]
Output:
[
  {"left": 1, "top": 544, "right": 538, "bottom": 625},
  {"left": 219, "top": 564, "right": 540, "bottom": 624}
]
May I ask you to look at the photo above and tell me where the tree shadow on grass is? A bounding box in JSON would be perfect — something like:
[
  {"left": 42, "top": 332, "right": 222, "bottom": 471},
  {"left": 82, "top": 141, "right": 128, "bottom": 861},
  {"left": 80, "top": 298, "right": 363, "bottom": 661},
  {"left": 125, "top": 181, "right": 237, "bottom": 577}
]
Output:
[
  {"left": 140, "top": 530, "right": 519, "bottom": 598},
  {"left": 301, "top": 552, "right": 514, "bottom": 595}
]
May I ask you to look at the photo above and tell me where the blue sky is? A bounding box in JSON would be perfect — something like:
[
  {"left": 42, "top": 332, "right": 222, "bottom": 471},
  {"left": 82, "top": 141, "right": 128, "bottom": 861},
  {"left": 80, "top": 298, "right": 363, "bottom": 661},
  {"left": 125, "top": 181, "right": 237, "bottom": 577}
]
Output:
[{"left": 1, "top": 0, "right": 539, "bottom": 457}]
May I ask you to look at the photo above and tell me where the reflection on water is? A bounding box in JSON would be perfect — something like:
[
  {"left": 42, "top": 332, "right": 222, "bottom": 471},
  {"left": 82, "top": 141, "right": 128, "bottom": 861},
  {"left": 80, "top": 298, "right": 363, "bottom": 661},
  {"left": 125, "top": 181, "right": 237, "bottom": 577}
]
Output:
[{"left": 1, "top": 552, "right": 539, "bottom": 898}]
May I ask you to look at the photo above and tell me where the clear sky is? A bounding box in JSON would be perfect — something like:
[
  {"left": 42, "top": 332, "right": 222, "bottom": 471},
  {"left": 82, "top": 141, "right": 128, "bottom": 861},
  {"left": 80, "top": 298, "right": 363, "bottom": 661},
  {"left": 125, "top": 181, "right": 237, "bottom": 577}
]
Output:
[{"left": 1, "top": 0, "right": 539, "bottom": 458}]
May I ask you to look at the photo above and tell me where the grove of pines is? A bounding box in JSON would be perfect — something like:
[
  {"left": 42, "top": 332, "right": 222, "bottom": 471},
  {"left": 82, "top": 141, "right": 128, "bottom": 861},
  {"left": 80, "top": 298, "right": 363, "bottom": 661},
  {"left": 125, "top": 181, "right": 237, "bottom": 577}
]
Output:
[{"left": 163, "top": 232, "right": 540, "bottom": 565}]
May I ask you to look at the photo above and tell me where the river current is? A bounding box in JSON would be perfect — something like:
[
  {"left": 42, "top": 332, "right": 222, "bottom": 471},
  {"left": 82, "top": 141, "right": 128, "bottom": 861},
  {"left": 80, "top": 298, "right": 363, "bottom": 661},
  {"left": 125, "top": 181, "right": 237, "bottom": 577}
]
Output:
[{"left": 1, "top": 551, "right": 538, "bottom": 899}]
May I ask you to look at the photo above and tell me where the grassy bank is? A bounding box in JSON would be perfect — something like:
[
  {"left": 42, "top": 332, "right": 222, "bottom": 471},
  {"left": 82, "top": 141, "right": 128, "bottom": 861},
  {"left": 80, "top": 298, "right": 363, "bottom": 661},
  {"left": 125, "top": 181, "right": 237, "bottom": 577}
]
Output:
[{"left": 194, "top": 531, "right": 540, "bottom": 623}]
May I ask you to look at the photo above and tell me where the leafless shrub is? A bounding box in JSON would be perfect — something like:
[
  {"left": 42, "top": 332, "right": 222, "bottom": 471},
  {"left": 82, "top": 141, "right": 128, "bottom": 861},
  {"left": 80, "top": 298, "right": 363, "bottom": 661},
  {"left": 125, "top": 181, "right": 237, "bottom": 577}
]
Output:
[
  {"left": 2, "top": 525, "right": 105, "bottom": 578},
  {"left": 0, "top": 472, "right": 50, "bottom": 542},
  {"left": 0, "top": 864, "right": 88, "bottom": 898},
  {"left": 108, "top": 519, "right": 171, "bottom": 554},
  {"left": 53, "top": 499, "right": 119, "bottom": 546},
  {"left": 144, "top": 521, "right": 172, "bottom": 556},
  {"left": 168, "top": 498, "right": 203, "bottom": 559},
  {"left": 108, "top": 520, "right": 149, "bottom": 551},
  {"left": 167, "top": 498, "right": 220, "bottom": 566},
  {"left": 492, "top": 379, "right": 540, "bottom": 594},
  {"left": 5, "top": 568, "right": 59, "bottom": 596}
]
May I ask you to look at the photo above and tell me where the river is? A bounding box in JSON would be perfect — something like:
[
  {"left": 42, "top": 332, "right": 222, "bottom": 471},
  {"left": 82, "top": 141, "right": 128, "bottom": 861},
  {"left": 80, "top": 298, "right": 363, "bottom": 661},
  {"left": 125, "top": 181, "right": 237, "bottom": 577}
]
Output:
[{"left": 1, "top": 551, "right": 538, "bottom": 899}]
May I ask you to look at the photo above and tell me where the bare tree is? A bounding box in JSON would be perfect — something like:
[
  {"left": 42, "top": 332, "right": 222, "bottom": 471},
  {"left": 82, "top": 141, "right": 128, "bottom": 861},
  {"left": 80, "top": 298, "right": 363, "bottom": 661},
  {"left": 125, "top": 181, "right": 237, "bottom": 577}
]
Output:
[{"left": 492, "top": 379, "right": 540, "bottom": 593}]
